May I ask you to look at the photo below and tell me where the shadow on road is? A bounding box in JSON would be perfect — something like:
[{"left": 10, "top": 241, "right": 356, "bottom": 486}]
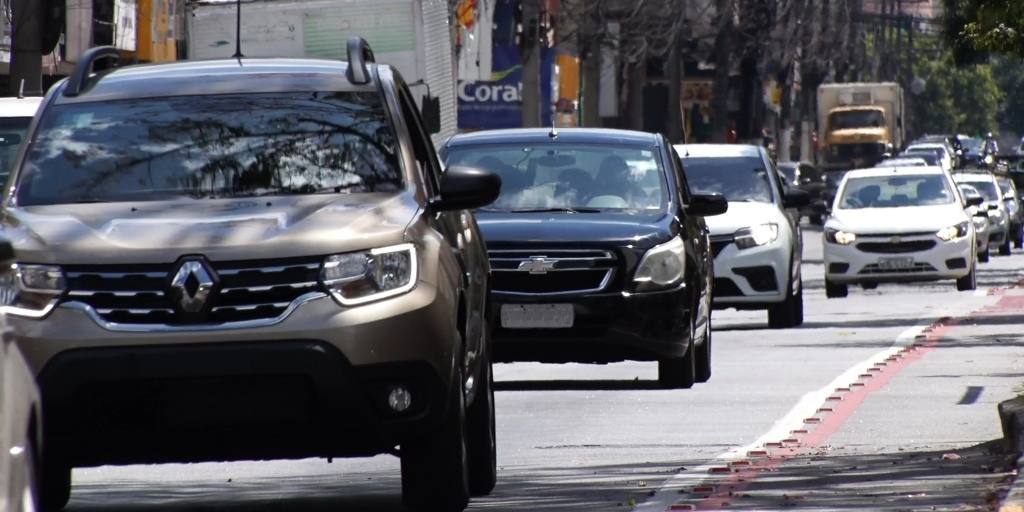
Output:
[{"left": 495, "top": 379, "right": 662, "bottom": 391}]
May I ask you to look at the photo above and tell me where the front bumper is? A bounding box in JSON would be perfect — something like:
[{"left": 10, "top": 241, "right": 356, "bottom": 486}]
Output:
[
  {"left": 13, "top": 285, "right": 460, "bottom": 466},
  {"left": 824, "top": 234, "right": 973, "bottom": 284},
  {"left": 491, "top": 285, "right": 693, "bottom": 364},
  {"left": 710, "top": 237, "right": 791, "bottom": 308}
]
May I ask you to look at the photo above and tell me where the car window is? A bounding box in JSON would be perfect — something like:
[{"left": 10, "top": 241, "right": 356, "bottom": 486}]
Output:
[
  {"left": 444, "top": 143, "right": 667, "bottom": 212},
  {"left": 839, "top": 174, "right": 955, "bottom": 209},
  {"left": 957, "top": 179, "right": 1000, "bottom": 201},
  {"left": 18, "top": 92, "right": 402, "bottom": 206},
  {"left": 0, "top": 117, "right": 32, "bottom": 184},
  {"left": 396, "top": 81, "right": 441, "bottom": 196},
  {"left": 680, "top": 156, "right": 775, "bottom": 203},
  {"left": 829, "top": 110, "right": 885, "bottom": 129}
]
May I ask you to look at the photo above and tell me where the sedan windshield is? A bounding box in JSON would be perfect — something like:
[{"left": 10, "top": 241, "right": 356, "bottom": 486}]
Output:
[
  {"left": 839, "top": 174, "right": 954, "bottom": 209},
  {"left": 682, "top": 156, "right": 774, "bottom": 203},
  {"left": 444, "top": 143, "right": 667, "bottom": 212},
  {"left": 958, "top": 179, "right": 1000, "bottom": 201},
  {"left": 0, "top": 117, "right": 32, "bottom": 183},
  {"left": 17, "top": 92, "right": 402, "bottom": 206}
]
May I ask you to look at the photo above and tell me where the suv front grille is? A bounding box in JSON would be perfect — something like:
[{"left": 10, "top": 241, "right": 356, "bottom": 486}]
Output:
[
  {"left": 488, "top": 250, "right": 617, "bottom": 295},
  {"left": 63, "top": 256, "right": 323, "bottom": 326}
]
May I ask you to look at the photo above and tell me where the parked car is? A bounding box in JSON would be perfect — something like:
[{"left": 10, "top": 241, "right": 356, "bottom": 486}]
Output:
[
  {"left": 778, "top": 161, "right": 827, "bottom": 224},
  {"left": 958, "top": 183, "right": 992, "bottom": 262},
  {"left": 0, "top": 240, "right": 41, "bottom": 512},
  {"left": 443, "top": 129, "right": 726, "bottom": 389},
  {"left": 0, "top": 96, "right": 43, "bottom": 183},
  {"left": 996, "top": 176, "right": 1024, "bottom": 248},
  {"left": 875, "top": 157, "right": 929, "bottom": 168},
  {"left": 897, "top": 150, "right": 942, "bottom": 168},
  {"left": 953, "top": 172, "right": 1012, "bottom": 256},
  {"left": 2, "top": 42, "right": 501, "bottom": 512},
  {"left": 675, "top": 144, "right": 808, "bottom": 328},
  {"left": 914, "top": 134, "right": 963, "bottom": 168},
  {"left": 904, "top": 143, "right": 954, "bottom": 172},
  {"left": 823, "top": 166, "right": 978, "bottom": 297}
]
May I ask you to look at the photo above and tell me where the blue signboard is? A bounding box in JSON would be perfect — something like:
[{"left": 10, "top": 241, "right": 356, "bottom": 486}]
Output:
[{"left": 458, "top": 45, "right": 554, "bottom": 130}]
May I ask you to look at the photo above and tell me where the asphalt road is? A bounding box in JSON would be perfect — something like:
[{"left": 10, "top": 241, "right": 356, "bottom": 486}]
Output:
[{"left": 66, "top": 225, "right": 1024, "bottom": 511}]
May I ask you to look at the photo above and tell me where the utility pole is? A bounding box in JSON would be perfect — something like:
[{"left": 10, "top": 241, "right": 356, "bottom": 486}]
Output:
[
  {"left": 520, "top": 0, "right": 541, "bottom": 127},
  {"left": 9, "top": 0, "right": 44, "bottom": 96},
  {"left": 711, "top": 0, "right": 733, "bottom": 142}
]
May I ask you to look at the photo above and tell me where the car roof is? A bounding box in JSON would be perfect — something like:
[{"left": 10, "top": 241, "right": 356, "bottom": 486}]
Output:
[
  {"left": 674, "top": 144, "right": 763, "bottom": 158},
  {"left": 907, "top": 143, "right": 945, "bottom": 150},
  {"left": 880, "top": 157, "right": 927, "bottom": 164},
  {"left": 0, "top": 96, "right": 43, "bottom": 118},
  {"left": 844, "top": 166, "right": 948, "bottom": 179},
  {"left": 446, "top": 128, "right": 660, "bottom": 147},
  {"left": 50, "top": 58, "right": 381, "bottom": 104},
  {"left": 953, "top": 172, "right": 997, "bottom": 182}
]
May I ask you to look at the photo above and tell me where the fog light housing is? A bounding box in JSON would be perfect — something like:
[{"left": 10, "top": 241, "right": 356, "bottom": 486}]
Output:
[{"left": 387, "top": 386, "right": 413, "bottom": 413}]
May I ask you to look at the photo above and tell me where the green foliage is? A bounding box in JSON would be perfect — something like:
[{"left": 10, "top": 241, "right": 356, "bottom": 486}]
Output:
[
  {"left": 909, "top": 46, "right": 1003, "bottom": 137},
  {"left": 991, "top": 56, "right": 1024, "bottom": 134},
  {"left": 944, "top": 0, "right": 1024, "bottom": 58}
]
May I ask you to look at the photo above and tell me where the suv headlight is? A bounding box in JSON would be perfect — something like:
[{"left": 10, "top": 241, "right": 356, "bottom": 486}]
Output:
[
  {"left": 825, "top": 228, "right": 857, "bottom": 245},
  {"left": 735, "top": 223, "right": 779, "bottom": 249},
  {"left": 633, "top": 236, "right": 686, "bottom": 291},
  {"left": 936, "top": 221, "right": 970, "bottom": 241},
  {"left": 320, "top": 243, "right": 417, "bottom": 306},
  {"left": 0, "top": 263, "right": 65, "bottom": 318}
]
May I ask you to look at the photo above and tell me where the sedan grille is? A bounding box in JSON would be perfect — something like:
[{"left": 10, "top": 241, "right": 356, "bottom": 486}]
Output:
[
  {"left": 856, "top": 240, "right": 937, "bottom": 254},
  {"left": 63, "top": 256, "right": 323, "bottom": 326},
  {"left": 858, "top": 263, "right": 937, "bottom": 275},
  {"left": 488, "top": 250, "right": 617, "bottom": 295}
]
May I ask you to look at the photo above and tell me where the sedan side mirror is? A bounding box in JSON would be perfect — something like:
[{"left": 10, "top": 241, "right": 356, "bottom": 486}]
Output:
[
  {"left": 782, "top": 189, "right": 811, "bottom": 209},
  {"left": 686, "top": 193, "right": 728, "bottom": 217},
  {"left": 434, "top": 166, "right": 501, "bottom": 211},
  {"left": 988, "top": 203, "right": 1000, "bottom": 211},
  {"left": 1004, "top": 193, "right": 1016, "bottom": 201},
  {"left": 964, "top": 195, "right": 984, "bottom": 208}
]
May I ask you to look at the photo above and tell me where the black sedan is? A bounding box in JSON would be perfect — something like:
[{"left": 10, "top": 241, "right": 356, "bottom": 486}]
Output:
[{"left": 442, "top": 128, "right": 726, "bottom": 389}]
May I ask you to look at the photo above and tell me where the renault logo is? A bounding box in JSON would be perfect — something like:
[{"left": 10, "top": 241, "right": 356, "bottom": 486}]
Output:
[
  {"left": 517, "top": 257, "right": 558, "bottom": 274},
  {"left": 170, "top": 260, "right": 216, "bottom": 313}
]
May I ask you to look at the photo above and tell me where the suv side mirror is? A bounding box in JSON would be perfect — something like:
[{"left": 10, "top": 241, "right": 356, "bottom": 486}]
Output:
[
  {"left": 964, "top": 195, "right": 984, "bottom": 208},
  {"left": 686, "top": 194, "right": 728, "bottom": 217},
  {"left": 782, "top": 189, "right": 811, "bottom": 209},
  {"left": 421, "top": 95, "right": 441, "bottom": 135},
  {"left": 435, "top": 166, "right": 501, "bottom": 211},
  {"left": 1004, "top": 192, "right": 1016, "bottom": 202},
  {"left": 988, "top": 203, "right": 1000, "bottom": 211}
]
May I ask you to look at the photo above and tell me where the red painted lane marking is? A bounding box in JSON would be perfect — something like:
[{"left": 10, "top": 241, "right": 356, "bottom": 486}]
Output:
[{"left": 693, "top": 319, "right": 963, "bottom": 510}]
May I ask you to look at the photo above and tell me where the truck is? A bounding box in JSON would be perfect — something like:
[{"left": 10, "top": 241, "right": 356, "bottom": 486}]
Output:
[
  {"left": 817, "top": 82, "right": 905, "bottom": 171},
  {"left": 186, "top": 0, "right": 456, "bottom": 145}
]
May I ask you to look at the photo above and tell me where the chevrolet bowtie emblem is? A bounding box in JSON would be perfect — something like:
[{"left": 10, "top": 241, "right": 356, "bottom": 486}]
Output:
[{"left": 518, "top": 257, "right": 557, "bottom": 274}]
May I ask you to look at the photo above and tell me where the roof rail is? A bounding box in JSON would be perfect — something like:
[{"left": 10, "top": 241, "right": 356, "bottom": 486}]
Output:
[
  {"left": 345, "top": 37, "right": 374, "bottom": 85},
  {"left": 64, "top": 46, "right": 121, "bottom": 98}
]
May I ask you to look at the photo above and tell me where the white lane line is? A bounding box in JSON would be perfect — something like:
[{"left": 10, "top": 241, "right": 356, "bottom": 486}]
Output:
[{"left": 634, "top": 311, "right": 962, "bottom": 512}]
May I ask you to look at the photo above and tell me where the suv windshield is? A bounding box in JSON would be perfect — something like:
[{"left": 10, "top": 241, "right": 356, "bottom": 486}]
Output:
[
  {"left": 839, "top": 174, "right": 954, "bottom": 209},
  {"left": 444, "top": 143, "right": 667, "bottom": 212},
  {"left": 0, "top": 117, "right": 32, "bottom": 184},
  {"left": 682, "top": 156, "right": 775, "bottom": 203},
  {"left": 829, "top": 109, "right": 885, "bottom": 130},
  {"left": 17, "top": 92, "right": 402, "bottom": 206}
]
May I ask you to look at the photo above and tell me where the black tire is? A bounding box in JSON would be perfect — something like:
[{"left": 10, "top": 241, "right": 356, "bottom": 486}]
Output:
[
  {"left": 861, "top": 282, "right": 878, "bottom": 290},
  {"left": 694, "top": 316, "right": 712, "bottom": 383},
  {"left": 1015, "top": 228, "right": 1023, "bottom": 249},
  {"left": 401, "top": 367, "right": 470, "bottom": 512},
  {"left": 1000, "top": 237, "right": 1012, "bottom": 256},
  {"left": 465, "top": 349, "right": 496, "bottom": 497},
  {"left": 956, "top": 258, "right": 977, "bottom": 291},
  {"left": 979, "top": 247, "right": 990, "bottom": 263},
  {"left": 38, "top": 458, "right": 70, "bottom": 512},
  {"left": 20, "top": 439, "right": 39, "bottom": 512},
  {"left": 825, "top": 278, "right": 848, "bottom": 299},
  {"left": 768, "top": 277, "right": 803, "bottom": 328}
]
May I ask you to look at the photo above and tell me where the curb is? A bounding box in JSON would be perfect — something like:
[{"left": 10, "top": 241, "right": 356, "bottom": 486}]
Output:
[{"left": 998, "top": 396, "right": 1024, "bottom": 512}]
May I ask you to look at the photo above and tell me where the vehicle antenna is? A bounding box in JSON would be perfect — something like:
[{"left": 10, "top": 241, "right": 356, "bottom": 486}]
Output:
[
  {"left": 549, "top": 119, "right": 558, "bottom": 140},
  {"left": 17, "top": 79, "right": 24, "bottom": 99},
  {"left": 232, "top": 0, "right": 244, "bottom": 59}
]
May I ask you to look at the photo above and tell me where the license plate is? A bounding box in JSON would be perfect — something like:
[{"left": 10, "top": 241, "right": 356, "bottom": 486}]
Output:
[
  {"left": 878, "top": 257, "right": 914, "bottom": 270},
  {"left": 500, "top": 304, "right": 574, "bottom": 329}
]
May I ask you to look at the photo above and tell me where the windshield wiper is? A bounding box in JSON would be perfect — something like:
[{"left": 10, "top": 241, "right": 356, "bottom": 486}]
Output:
[{"left": 510, "top": 207, "right": 603, "bottom": 213}]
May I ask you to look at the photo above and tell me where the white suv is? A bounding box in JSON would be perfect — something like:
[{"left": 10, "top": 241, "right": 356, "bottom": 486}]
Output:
[
  {"left": 824, "top": 166, "right": 978, "bottom": 297},
  {"left": 675, "top": 144, "right": 808, "bottom": 328},
  {"left": 953, "top": 172, "right": 1012, "bottom": 256}
]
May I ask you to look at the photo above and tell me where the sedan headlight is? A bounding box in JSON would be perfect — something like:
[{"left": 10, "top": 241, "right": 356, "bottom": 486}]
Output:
[
  {"left": 0, "top": 263, "right": 65, "bottom": 318},
  {"left": 633, "top": 236, "right": 686, "bottom": 291},
  {"left": 936, "top": 221, "right": 970, "bottom": 241},
  {"left": 825, "top": 228, "right": 857, "bottom": 245},
  {"left": 320, "top": 243, "right": 417, "bottom": 306},
  {"left": 735, "top": 223, "right": 779, "bottom": 249},
  {"left": 972, "top": 216, "right": 988, "bottom": 231}
]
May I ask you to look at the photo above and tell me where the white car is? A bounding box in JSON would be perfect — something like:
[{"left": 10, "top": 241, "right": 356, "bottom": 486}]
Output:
[
  {"left": 953, "top": 172, "right": 1011, "bottom": 256},
  {"left": 676, "top": 144, "right": 806, "bottom": 328},
  {"left": 958, "top": 183, "right": 992, "bottom": 262},
  {"left": 824, "top": 166, "right": 978, "bottom": 297},
  {"left": 875, "top": 157, "right": 928, "bottom": 168},
  {"left": 0, "top": 240, "right": 41, "bottom": 512},
  {"left": 905, "top": 143, "right": 954, "bottom": 172},
  {"left": 0, "top": 96, "right": 43, "bottom": 183}
]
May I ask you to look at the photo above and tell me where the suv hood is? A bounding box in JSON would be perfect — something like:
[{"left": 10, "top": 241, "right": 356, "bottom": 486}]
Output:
[
  {"left": 829, "top": 205, "right": 968, "bottom": 234},
  {"left": 704, "top": 202, "right": 785, "bottom": 236},
  {"left": 476, "top": 211, "right": 673, "bottom": 249},
  {"left": 3, "top": 194, "right": 419, "bottom": 264}
]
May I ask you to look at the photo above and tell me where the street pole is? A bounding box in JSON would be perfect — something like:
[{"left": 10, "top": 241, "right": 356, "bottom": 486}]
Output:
[
  {"left": 9, "top": 0, "right": 44, "bottom": 96},
  {"left": 521, "top": 0, "right": 541, "bottom": 127}
]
